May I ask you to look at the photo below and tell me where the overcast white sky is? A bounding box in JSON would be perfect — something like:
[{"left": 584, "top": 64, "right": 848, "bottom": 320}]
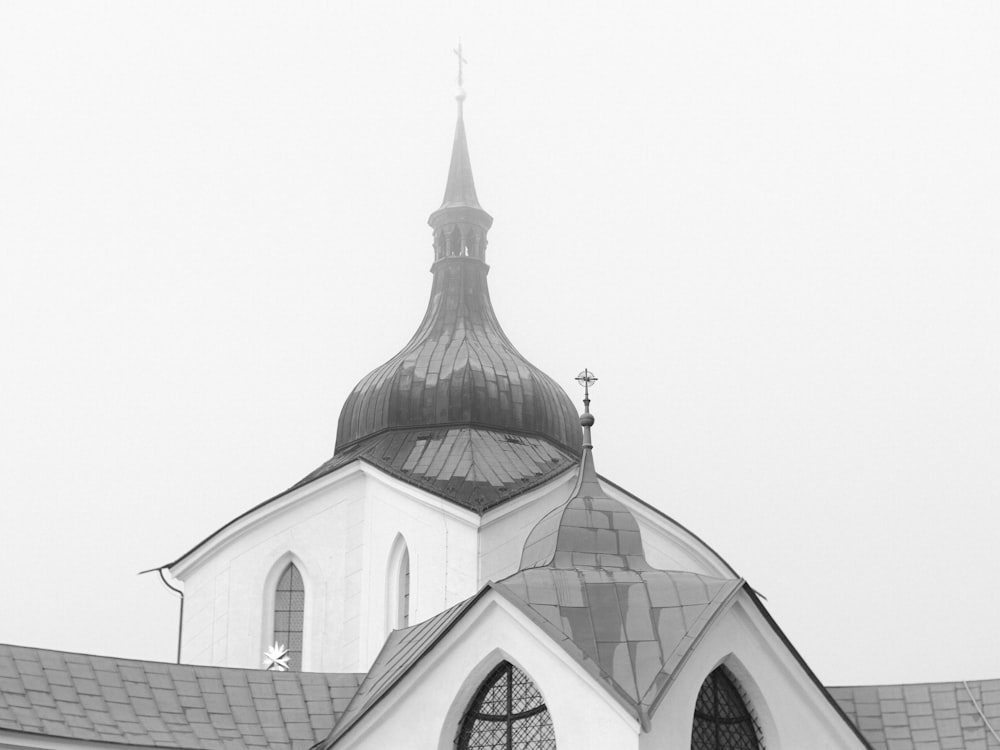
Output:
[{"left": 0, "top": 2, "right": 997, "bottom": 688}]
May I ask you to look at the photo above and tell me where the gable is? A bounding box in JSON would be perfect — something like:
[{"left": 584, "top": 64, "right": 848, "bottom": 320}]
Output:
[
  {"left": 315, "top": 588, "right": 642, "bottom": 749},
  {"left": 646, "top": 590, "right": 874, "bottom": 749},
  {"left": 316, "top": 569, "right": 743, "bottom": 744}
]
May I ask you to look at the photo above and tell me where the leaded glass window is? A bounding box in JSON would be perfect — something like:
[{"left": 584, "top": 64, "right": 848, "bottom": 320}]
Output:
[
  {"left": 457, "top": 661, "right": 555, "bottom": 750},
  {"left": 273, "top": 563, "right": 304, "bottom": 671},
  {"left": 691, "top": 666, "right": 760, "bottom": 750}
]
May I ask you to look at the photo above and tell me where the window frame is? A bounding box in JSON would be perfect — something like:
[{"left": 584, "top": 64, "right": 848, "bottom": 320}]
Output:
[
  {"left": 691, "top": 664, "right": 762, "bottom": 750},
  {"left": 386, "top": 534, "right": 412, "bottom": 633},
  {"left": 455, "top": 660, "right": 556, "bottom": 750},
  {"left": 261, "top": 553, "right": 309, "bottom": 671}
]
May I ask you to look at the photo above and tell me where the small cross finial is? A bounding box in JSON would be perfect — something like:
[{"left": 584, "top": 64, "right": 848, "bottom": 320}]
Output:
[
  {"left": 575, "top": 368, "right": 598, "bottom": 401},
  {"left": 575, "top": 369, "right": 598, "bottom": 448},
  {"left": 454, "top": 42, "right": 467, "bottom": 92}
]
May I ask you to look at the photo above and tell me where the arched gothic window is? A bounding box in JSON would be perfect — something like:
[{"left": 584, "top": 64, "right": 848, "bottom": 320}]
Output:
[
  {"left": 387, "top": 536, "right": 411, "bottom": 632},
  {"left": 457, "top": 661, "right": 555, "bottom": 750},
  {"left": 272, "top": 562, "right": 304, "bottom": 671},
  {"left": 691, "top": 666, "right": 760, "bottom": 750},
  {"left": 397, "top": 547, "right": 410, "bottom": 628}
]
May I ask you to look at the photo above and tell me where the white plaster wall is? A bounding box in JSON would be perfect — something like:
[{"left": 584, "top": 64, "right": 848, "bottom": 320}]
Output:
[
  {"left": 170, "top": 464, "right": 480, "bottom": 673},
  {"left": 333, "top": 593, "right": 641, "bottom": 750},
  {"left": 612, "top": 483, "right": 735, "bottom": 578},
  {"left": 358, "top": 470, "right": 479, "bottom": 666},
  {"left": 477, "top": 472, "right": 578, "bottom": 584},
  {"left": 171, "top": 458, "right": 736, "bottom": 676},
  {"left": 642, "top": 593, "right": 867, "bottom": 750}
]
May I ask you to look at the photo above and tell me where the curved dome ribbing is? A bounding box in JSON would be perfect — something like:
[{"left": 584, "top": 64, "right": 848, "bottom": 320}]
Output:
[
  {"left": 336, "top": 257, "right": 582, "bottom": 452},
  {"left": 335, "top": 98, "right": 582, "bottom": 454}
]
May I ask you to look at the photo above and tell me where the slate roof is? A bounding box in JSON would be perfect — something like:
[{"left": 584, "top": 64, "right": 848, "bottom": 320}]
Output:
[
  {"left": 295, "top": 426, "right": 578, "bottom": 513},
  {"left": 0, "top": 644, "right": 362, "bottom": 749},
  {"left": 829, "top": 680, "right": 1000, "bottom": 750}
]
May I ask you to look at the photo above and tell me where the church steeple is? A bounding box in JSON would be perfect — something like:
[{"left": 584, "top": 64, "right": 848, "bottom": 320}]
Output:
[
  {"left": 438, "top": 96, "right": 482, "bottom": 210},
  {"left": 334, "top": 83, "right": 582, "bottom": 459},
  {"left": 427, "top": 90, "right": 493, "bottom": 262}
]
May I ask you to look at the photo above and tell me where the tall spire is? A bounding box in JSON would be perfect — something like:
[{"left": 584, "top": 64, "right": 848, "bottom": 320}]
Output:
[
  {"left": 333, "top": 65, "right": 583, "bottom": 461},
  {"left": 428, "top": 47, "right": 493, "bottom": 262},
  {"left": 437, "top": 98, "right": 483, "bottom": 211},
  {"left": 438, "top": 42, "right": 480, "bottom": 210}
]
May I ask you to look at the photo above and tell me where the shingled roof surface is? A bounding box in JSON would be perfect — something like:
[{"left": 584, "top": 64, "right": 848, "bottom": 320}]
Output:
[
  {"left": 0, "top": 644, "right": 362, "bottom": 749},
  {"left": 829, "top": 680, "right": 1000, "bottom": 750},
  {"left": 294, "top": 426, "right": 577, "bottom": 513}
]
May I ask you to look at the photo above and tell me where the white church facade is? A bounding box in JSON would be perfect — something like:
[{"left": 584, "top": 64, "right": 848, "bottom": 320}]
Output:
[{"left": 1, "top": 91, "right": 997, "bottom": 750}]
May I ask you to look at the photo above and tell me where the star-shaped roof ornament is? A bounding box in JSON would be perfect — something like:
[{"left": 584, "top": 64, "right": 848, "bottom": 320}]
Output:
[{"left": 263, "top": 641, "right": 290, "bottom": 671}]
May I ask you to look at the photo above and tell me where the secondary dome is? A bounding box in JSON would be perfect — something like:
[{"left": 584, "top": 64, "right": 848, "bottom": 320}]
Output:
[
  {"left": 519, "top": 395, "right": 649, "bottom": 571},
  {"left": 335, "top": 96, "right": 582, "bottom": 455}
]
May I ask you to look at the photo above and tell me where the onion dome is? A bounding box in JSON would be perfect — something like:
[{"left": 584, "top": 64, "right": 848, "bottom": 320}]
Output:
[{"left": 335, "top": 95, "right": 583, "bottom": 456}]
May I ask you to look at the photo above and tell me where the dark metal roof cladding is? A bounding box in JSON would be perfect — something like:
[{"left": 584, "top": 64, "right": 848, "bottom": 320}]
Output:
[
  {"left": 520, "top": 437, "right": 650, "bottom": 571},
  {"left": 334, "top": 98, "right": 583, "bottom": 461},
  {"left": 432, "top": 95, "right": 483, "bottom": 212},
  {"left": 296, "top": 427, "right": 577, "bottom": 514},
  {"left": 496, "top": 569, "right": 742, "bottom": 726},
  {"left": 503, "top": 424, "right": 746, "bottom": 724}
]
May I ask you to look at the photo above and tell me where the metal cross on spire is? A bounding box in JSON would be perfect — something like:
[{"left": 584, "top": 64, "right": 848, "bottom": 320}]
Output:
[
  {"left": 575, "top": 368, "right": 598, "bottom": 401},
  {"left": 454, "top": 42, "right": 467, "bottom": 90},
  {"left": 575, "top": 369, "right": 598, "bottom": 448}
]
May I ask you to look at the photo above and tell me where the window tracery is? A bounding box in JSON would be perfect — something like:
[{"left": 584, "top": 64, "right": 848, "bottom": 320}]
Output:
[
  {"left": 691, "top": 665, "right": 760, "bottom": 750},
  {"left": 272, "top": 562, "right": 304, "bottom": 671},
  {"left": 457, "top": 661, "right": 555, "bottom": 750}
]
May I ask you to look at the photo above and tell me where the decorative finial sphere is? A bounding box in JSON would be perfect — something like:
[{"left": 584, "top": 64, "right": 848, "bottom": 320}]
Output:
[{"left": 575, "top": 368, "right": 597, "bottom": 430}]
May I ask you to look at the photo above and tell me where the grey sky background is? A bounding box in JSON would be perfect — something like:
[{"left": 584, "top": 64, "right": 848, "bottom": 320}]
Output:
[{"left": 0, "top": 2, "right": 997, "bottom": 687}]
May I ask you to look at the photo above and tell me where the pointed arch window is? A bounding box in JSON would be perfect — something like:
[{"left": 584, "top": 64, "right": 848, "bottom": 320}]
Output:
[
  {"left": 691, "top": 666, "right": 760, "bottom": 750},
  {"left": 387, "top": 536, "right": 411, "bottom": 632},
  {"left": 397, "top": 547, "right": 410, "bottom": 628},
  {"left": 272, "top": 562, "right": 304, "bottom": 671},
  {"left": 457, "top": 661, "right": 555, "bottom": 750}
]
